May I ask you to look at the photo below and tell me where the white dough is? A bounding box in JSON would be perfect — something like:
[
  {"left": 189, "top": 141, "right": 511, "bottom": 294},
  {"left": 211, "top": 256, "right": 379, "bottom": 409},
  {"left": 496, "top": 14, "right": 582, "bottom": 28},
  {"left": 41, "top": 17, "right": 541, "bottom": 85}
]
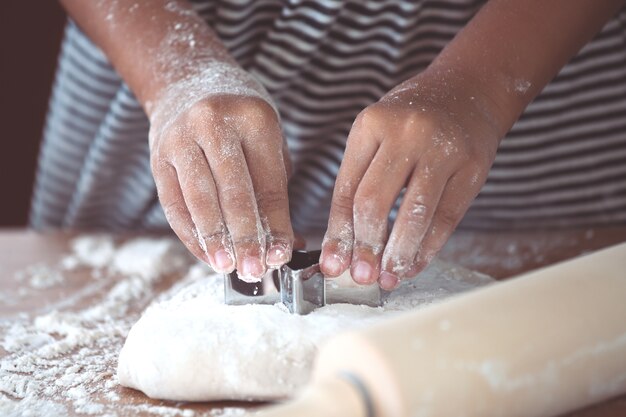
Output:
[{"left": 117, "top": 260, "right": 493, "bottom": 401}]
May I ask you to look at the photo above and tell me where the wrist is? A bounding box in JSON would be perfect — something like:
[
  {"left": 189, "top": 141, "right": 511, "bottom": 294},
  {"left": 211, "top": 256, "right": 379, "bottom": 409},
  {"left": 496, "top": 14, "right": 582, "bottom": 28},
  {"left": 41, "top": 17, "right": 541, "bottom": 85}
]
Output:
[
  {"left": 147, "top": 61, "right": 278, "bottom": 142},
  {"left": 148, "top": 60, "right": 274, "bottom": 112},
  {"left": 423, "top": 63, "right": 518, "bottom": 139},
  {"left": 388, "top": 66, "right": 511, "bottom": 144}
]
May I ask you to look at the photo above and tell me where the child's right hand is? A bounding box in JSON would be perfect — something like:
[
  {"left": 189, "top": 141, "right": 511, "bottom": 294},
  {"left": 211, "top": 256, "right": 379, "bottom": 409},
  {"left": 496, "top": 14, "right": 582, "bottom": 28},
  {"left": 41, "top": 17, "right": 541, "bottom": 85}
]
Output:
[
  {"left": 57, "top": 1, "right": 295, "bottom": 280},
  {"left": 148, "top": 73, "right": 293, "bottom": 280}
]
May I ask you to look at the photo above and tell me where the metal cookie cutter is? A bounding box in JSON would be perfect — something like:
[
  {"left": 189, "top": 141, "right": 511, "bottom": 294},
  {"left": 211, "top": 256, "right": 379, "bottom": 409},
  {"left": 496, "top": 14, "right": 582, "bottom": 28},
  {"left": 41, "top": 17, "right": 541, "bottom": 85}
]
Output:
[{"left": 224, "top": 250, "right": 382, "bottom": 314}]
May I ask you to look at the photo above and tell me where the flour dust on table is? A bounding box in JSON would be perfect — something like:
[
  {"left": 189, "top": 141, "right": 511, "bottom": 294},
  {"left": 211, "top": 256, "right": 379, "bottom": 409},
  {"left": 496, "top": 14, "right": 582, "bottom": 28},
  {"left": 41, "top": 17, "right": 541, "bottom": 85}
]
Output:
[
  {"left": 0, "top": 235, "right": 492, "bottom": 416},
  {"left": 0, "top": 236, "right": 215, "bottom": 417},
  {"left": 117, "top": 257, "right": 494, "bottom": 402}
]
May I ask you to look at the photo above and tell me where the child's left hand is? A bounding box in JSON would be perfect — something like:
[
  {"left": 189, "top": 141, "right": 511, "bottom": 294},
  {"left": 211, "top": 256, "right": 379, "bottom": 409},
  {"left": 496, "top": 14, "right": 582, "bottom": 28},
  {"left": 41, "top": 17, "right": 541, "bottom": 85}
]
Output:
[{"left": 320, "top": 70, "right": 505, "bottom": 290}]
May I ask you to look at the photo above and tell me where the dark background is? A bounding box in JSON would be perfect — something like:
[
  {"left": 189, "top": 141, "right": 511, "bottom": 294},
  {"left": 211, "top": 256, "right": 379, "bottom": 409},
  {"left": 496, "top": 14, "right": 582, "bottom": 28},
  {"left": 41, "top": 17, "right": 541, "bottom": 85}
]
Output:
[{"left": 1, "top": 2, "right": 66, "bottom": 226}]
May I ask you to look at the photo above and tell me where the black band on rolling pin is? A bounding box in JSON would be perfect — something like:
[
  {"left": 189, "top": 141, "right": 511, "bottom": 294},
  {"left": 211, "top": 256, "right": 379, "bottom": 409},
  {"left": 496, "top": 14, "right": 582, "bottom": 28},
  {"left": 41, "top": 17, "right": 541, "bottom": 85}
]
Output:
[{"left": 337, "top": 371, "right": 375, "bottom": 417}]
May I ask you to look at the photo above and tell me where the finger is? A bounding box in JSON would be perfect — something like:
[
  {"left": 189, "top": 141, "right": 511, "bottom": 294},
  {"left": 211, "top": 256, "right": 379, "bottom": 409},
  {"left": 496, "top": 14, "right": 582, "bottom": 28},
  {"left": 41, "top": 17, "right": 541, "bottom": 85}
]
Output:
[
  {"left": 412, "top": 168, "right": 481, "bottom": 276},
  {"left": 200, "top": 134, "right": 266, "bottom": 281},
  {"left": 320, "top": 114, "right": 380, "bottom": 277},
  {"left": 379, "top": 161, "right": 452, "bottom": 290},
  {"left": 153, "top": 161, "right": 208, "bottom": 264},
  {"left": 282, "top": 141, "right": 294, "bottom": 179},
  {"left": 172, "top": 143, "right": 234, "bottom": 273},
  {"left": 351, "top": 141, "right": 415, "bottom": 285},
  {"left": 241, "top": 121, "right": 293, "bottom": 268},
  {"left": 294, "top": 232, "right": 307, "bottom": 250}
]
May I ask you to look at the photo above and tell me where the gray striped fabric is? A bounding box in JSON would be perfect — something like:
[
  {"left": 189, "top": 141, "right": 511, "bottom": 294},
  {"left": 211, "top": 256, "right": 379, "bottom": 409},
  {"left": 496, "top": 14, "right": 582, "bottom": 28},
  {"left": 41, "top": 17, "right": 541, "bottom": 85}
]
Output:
[{"left": 30, "top": 0, "right": 626, "bottom": 233}]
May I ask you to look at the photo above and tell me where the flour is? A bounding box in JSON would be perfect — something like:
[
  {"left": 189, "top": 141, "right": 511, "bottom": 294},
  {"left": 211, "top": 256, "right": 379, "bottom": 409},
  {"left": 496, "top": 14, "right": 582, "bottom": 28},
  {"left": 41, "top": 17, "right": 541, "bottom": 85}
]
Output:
[
  {"left": 66, "top": 235, "right": 117, "bottom": 270},
  {"left": 514, "top": 78, "right": 532, "bottom": 94},
  {"left": 15, "top": 265, "right": 65, "bottom": 290},
  {"left": 117, "top": 259, "right": 493, "bottom": 402},
  {"left": 439, "top": 231, "right": 590, "bottom": 276},
  {"left": 209, "top": 408, "right": 247, "bottom": 416},
  {"left": 1, "top": 235, "right": 493, "bottom": 415},
  {"left": 148, "top": 61, "right": 278, "bottom": 141},
  {"left": 7, "top": 262, "right": 67, "bottom": 306},
  {"left": 0, "top": 236, "right": 201, "bottom": 417}
]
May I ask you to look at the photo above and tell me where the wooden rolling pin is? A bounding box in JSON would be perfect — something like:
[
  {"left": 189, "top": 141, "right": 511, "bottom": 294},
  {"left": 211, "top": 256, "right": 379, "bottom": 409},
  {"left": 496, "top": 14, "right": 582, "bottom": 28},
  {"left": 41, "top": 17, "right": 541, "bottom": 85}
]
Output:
[{"left": 255, "top": 243, "right": 626, "bottom": 417}]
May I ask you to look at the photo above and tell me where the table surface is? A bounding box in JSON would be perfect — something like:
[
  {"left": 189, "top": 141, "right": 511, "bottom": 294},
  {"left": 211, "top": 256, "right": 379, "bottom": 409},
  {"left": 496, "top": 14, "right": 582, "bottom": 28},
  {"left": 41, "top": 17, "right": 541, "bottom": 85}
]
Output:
[{"left": 1, "top": 227, "right": 625, "bottom": 416}]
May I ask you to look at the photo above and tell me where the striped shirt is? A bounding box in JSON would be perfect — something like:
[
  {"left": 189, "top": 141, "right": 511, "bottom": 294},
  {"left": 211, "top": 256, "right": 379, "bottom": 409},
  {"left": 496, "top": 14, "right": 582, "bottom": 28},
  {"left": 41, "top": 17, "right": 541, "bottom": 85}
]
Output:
[{"left": 30, "top": 0, "right": 626, "bottom": 234}]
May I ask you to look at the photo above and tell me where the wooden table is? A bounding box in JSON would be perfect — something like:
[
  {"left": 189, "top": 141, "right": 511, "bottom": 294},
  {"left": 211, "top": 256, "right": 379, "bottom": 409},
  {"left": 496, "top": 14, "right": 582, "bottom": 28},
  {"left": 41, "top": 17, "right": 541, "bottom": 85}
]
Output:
[{"left": 1, "top": 227, "right": 625, "bottom": 416}]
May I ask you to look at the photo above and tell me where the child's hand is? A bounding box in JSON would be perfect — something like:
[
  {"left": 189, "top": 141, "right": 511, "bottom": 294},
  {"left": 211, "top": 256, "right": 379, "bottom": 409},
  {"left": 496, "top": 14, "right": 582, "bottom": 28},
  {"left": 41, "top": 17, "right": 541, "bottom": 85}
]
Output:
[
  {"left": 321, "top": 71, "right": 504, "bottom": 290},
  {"left": 148, "top": 69, "right": 293, "bottom": 280}
]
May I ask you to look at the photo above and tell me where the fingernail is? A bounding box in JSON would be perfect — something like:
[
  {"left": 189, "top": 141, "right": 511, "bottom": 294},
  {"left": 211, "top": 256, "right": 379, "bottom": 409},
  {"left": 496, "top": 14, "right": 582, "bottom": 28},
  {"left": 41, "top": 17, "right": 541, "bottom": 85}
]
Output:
[
  {"left": 267, "top": 245, "right": 288, "bottom": 267},
  {"left": 322, "top": 253, "right": 343, "bottom": 276},
  {"left": 379, "top": 272, "right": 399, "bottom": 290},
  {"left": 242, "top": 256, "right": 264, "bottom": 277},
  {"left": 352, "top": 261, "right": 373, "bottom": 284},
  {"left": 214, "top": 249, "right": 234, "bottom": 272}
]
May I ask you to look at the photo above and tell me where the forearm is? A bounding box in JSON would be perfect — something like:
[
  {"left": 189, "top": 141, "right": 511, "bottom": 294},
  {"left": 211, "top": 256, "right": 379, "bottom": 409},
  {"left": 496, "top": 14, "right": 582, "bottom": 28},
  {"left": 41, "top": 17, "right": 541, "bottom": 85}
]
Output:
[
  {"left": 59, "top": 0, "right": 237, "bottom": 114},
  {"left": 423, "top": 0, "right": 624, "bottom": 137}
]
